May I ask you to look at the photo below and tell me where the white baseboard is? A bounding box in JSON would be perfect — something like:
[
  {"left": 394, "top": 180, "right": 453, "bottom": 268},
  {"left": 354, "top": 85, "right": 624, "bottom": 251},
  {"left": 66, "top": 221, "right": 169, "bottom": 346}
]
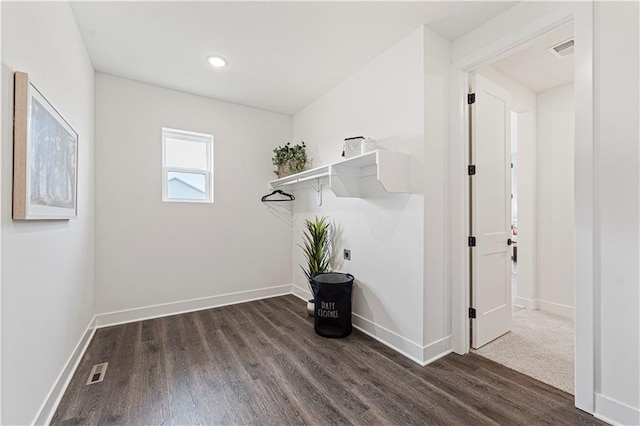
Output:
[
  {"left": 422, "top": 335, "right": 452, "bottom": 365},
  {"left": 514, "top": 296, "right": 536, "bottom": 310},
  {"left": 33, "top": 317, "right": 96, "bottom": 426},
  {"left": 351, "top": 313, "right": 425, "bottom": 364},
  {"left": 536, "top": 299, "right": 574, "bottom": 318},
  {"left": 595, "top": 393, "right": 640, "bottom": 426},
  {"left": 292, "top": 285, "right": 451, "bottom": 366},
  {"left": 95, "top": 284, "right": 292, "bottom": 328},
  {"left": 291, "top": 283, "right": 313, "bottom": 301}
]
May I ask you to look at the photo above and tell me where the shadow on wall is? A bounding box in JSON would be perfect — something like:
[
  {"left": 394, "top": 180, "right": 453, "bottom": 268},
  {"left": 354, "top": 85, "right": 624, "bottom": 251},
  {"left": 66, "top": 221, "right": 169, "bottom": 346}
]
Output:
[
  {"left": 377, "top": 135, "right": 422, "bottom": 158},
  {"left": 376, "top": 136, "right": 424, "bottom": 194},
  {"left": 332, "top": 219, "right": 345, "bottom": 271},
  {"left": 351, "top": 278, "right": 396, "bottom": 332},
  {"left": 329, "top": 208, "right": 398, "bottom": 334},
  {"left": 263, "top": 201, "right": 293, "bottom": 227}
]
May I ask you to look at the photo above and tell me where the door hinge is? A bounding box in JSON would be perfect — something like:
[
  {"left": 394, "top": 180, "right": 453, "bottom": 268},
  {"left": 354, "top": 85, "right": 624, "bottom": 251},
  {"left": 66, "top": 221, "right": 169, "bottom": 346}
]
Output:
[
  {"left": 469, "top": 307, "right": 476, "bottom": 319},
  {"left": 467, "top": 93, "right": 476, "bottom": 104},
  {"left": 468, "top": 165, "right": 476, "bottom": 175},
  {"left": 468, "top": 236, "right": 476, "bottom": 247}
]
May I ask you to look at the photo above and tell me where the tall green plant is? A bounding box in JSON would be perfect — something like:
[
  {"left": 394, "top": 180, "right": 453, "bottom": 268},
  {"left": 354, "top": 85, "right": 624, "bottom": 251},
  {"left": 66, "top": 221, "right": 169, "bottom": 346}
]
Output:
[{"left": 299, "top": 216, "right": 334, "bottom": 296}]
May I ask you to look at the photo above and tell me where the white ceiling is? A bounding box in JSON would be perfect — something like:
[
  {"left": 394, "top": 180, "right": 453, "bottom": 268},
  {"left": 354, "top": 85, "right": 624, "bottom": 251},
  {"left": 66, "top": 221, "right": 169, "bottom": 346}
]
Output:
[
  {"left": 70, "top": 1, "right": 516, "bottom": 115},
  {"left": 491, "top": 23, "right": 575, "bottom": 93}
]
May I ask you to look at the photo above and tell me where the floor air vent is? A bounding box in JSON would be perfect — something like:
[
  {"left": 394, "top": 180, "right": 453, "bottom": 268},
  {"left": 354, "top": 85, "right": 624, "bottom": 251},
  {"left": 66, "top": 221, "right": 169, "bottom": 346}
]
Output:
[{"left": 86, "top": 362, "right": 108, "bottom": 385}]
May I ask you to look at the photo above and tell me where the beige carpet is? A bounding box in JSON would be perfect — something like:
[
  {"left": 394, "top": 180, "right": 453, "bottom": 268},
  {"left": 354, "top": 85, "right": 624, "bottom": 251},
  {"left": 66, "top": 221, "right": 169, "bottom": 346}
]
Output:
[{"left": 473, "top": 308, "right": 575, "bottom": 394}]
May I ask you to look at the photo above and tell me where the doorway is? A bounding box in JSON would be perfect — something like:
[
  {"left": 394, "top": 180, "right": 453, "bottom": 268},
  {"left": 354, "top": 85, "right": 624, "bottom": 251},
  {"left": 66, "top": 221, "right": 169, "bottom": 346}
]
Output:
[
  {"left": 469, "top": 23, "right": 577, "bottom": 395},
  {"left": 449, "top": 4, "right": 595, "bottom": 413}
]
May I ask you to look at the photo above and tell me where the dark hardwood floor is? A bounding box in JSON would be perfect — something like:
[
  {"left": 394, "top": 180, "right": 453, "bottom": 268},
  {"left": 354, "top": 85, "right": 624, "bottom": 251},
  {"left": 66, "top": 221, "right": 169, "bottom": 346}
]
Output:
[{"left": 52, "top": 295, "right": 603, "bottom": 425}]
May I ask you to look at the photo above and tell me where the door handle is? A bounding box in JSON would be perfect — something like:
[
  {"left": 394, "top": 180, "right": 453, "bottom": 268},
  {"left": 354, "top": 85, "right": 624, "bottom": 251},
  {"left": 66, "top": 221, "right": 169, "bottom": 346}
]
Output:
[{"left": 507, "top": 238, "right": 512, "bottom": 246}]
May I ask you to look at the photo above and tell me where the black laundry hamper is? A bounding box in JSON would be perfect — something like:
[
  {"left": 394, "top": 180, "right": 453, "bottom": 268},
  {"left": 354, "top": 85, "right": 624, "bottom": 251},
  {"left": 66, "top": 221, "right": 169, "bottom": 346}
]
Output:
[{"left": 312, "top": 272, "right": 354, "bottom": 338}]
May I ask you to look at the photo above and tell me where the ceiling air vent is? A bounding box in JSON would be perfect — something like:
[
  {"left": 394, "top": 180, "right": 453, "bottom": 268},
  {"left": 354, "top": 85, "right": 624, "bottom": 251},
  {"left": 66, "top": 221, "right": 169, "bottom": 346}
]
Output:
[{"left": 548, "top": 38, "right": 575, "bottom": 59}]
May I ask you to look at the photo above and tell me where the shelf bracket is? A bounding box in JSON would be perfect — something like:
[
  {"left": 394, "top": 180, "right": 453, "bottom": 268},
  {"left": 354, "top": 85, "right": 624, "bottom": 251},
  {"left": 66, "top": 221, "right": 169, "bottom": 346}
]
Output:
[{"left": 311, "top": 178, "right": 323, "bottom": 206}]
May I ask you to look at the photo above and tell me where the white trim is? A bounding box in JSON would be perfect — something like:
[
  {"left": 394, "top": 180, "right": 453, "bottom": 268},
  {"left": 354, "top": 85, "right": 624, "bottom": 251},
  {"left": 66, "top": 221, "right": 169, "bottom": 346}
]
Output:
[
  {"left": 163, "top": 127, "right": 212, "bottom": 140},
  {"left": 94, "top": 285, "right": 291, "bottom": 328},
  {"left": 161, "top": 127, "right": 214, "bottom": 203},
  {"left": 351, "top": 313, "right": 424, "bottom": 364},
  {"left": 422, "top": 335, "right": 453, "bottom": 365},
  {"left": 32, "top": 318, "right": 96, "bottom": 426},
  {"left": 572, "top": 2, "right": 596, "bottom": 414},
  {"left": 0, "top": 6, "right": 3, "bottom": 418},
  {"left": 291, "top": 286, "right": 451, "bottom": 366},
  {"left": 449, "top": 65, "right": 470, "bottom": 356},
  {"left": 291, "top": 283, "right": 313, "bottom": 301},
  {"left": 594, "top": 393, "right": 640, "bottom": 426},
  {"left": 514, "top": 296, "right": 536, "bottom": 310},
  {"left": 536, "top": 299, "right": 574, "bottom": 318},
  {"left": 449, "top": 2, "right": 594, "bottom": 414}
]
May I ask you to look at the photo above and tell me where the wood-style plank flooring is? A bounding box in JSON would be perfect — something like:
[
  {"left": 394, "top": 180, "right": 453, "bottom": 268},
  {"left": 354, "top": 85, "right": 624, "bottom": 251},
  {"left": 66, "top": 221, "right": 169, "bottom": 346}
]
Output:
[{"left": 52, "top": 295, "right": 603, "bottom": 425}]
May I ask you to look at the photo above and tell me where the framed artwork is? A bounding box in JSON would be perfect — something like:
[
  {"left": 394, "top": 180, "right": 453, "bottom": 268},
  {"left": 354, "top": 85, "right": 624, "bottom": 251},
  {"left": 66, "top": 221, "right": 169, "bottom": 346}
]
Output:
[{"left": 13, "top": 72, "right": 78, "bottom": 220}]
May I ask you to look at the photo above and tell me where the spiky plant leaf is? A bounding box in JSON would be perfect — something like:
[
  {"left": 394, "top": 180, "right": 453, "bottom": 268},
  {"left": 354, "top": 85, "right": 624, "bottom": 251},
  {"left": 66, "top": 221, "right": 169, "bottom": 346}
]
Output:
[{"left": 298, "top": 216, "right": 334, "bottom": 296}]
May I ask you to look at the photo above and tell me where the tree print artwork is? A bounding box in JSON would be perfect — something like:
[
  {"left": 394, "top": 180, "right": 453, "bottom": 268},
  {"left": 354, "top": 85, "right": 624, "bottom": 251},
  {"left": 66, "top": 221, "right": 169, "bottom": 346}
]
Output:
[{"left": 29, "top": 97, "right": 76, "bottom": 209}]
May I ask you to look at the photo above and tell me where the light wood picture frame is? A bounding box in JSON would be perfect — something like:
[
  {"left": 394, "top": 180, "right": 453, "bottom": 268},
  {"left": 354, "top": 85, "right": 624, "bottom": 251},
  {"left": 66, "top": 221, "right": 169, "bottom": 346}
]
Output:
[{"left": 13, "top": 72, "right": 78, "bottom": 220}]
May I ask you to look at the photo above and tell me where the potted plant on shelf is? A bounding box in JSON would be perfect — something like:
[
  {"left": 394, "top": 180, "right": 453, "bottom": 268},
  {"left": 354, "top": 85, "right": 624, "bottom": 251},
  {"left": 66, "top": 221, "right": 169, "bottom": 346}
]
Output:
[
  {"left": 272, "top": 141, "right": 308, "bottom": 178},
  {"left": 299, "top": 216, "right": 334, "bottom": 317}
]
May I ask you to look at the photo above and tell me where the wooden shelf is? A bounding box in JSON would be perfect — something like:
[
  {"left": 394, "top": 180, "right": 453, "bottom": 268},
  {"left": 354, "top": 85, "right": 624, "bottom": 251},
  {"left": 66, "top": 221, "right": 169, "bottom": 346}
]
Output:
[{"left": 269, "top": 150, "right": 412, "bottom": 198}]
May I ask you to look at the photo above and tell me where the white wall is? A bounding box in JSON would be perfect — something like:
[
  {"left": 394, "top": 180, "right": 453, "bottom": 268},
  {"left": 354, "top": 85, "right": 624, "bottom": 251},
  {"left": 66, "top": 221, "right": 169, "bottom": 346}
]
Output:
[
  {"left": 536, "top": 83, "right": 575, "bottom": 317},
  {"left": 515, "top": 110, "right": 537, "bottom": 306},
  {"left": 422, "top": 26, "right": 452, "bottom": 360},
  {"left": 593, "top": 2, "right": 640, "bottom": 422},
  {"left": 0, "top": 3, "right": 4, "bottom": 422},
  {"left": 95, "top": 74, "right": 293, "bottom": 314},
  {"left": 479, "top": 66, "right": 537, "bottom": 113},
  {"left": 478, "top": 66, "right": 537, "bottom": 310},
  {"left": 292, "top": 27, "right": 425, "bottom": 352},
  {"left": 1, "top": 3, "right": 95, "bottom": 424},
  {"left": 291, "top": 26, "right": 451, "bottom": 362}
]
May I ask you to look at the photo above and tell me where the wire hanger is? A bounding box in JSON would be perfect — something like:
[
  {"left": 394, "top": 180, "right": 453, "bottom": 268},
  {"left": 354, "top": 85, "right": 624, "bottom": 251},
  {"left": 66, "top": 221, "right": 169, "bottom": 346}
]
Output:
[{"left": 261, "top": 189, "right": 295, "bottom": 202}]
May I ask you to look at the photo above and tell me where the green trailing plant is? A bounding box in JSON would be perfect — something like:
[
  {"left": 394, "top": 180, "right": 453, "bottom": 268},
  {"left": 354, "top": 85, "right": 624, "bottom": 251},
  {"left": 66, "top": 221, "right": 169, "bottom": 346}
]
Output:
[
  {"left": 299, "top": 216, "right": 334, "bottom": 296},
  {"left": 272, "top": 141, "right": 308, "bottom": 177}
]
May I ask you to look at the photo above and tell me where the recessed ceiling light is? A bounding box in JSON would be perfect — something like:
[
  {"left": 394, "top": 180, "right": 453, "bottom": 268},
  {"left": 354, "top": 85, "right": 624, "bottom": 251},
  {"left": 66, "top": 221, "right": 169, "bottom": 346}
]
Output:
[{"left": 207, "top": 56, "right": 227, "bottom": 68}]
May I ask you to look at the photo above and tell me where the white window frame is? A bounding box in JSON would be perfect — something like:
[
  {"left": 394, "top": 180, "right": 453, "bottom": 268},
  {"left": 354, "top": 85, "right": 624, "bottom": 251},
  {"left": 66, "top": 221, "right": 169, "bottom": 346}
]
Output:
[{"left": 162, "top": 128, "right": 214, "bottom": 203}]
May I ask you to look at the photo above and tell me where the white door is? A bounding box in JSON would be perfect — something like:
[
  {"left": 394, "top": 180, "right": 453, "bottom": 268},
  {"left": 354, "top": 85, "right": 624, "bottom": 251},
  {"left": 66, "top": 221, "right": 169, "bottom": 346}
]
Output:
[{"left": 470, "top": 73, "right": 512, "bottom": 349}]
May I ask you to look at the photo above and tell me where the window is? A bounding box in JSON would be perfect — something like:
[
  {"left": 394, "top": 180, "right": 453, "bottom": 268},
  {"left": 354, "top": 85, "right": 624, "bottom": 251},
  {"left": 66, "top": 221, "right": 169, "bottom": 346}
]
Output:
[{"left": 162, "top": 128, "right": 213, "bottom": 203}]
